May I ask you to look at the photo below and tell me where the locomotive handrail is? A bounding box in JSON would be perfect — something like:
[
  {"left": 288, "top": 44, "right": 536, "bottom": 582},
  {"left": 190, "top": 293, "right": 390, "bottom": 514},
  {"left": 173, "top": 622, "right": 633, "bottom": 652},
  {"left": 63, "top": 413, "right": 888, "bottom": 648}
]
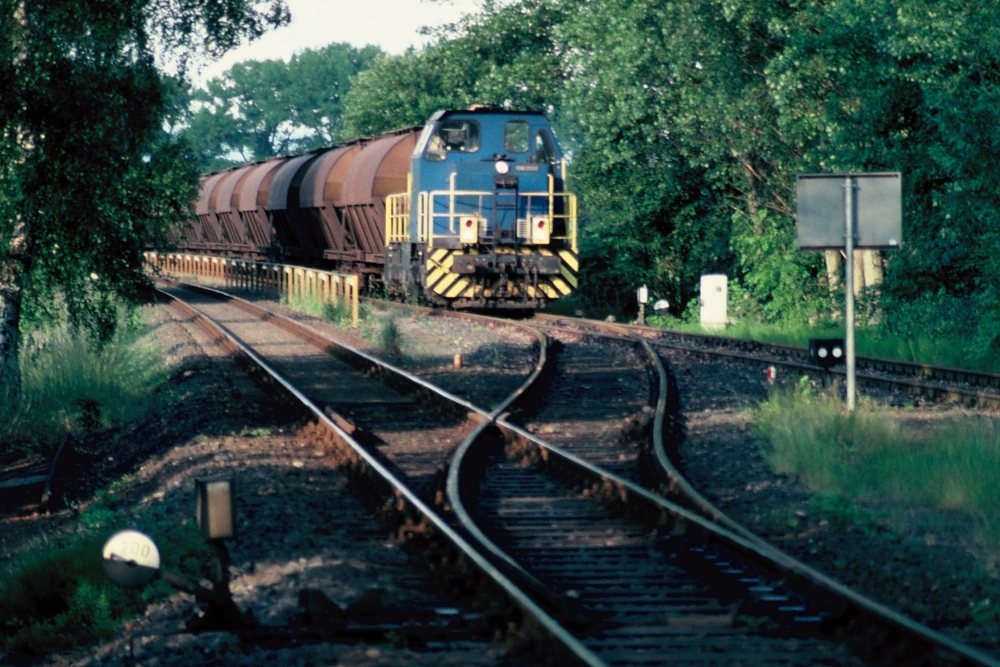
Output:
[
  {"left": 417, "top": 186, "right": 577, "bottom": 250},
  {"left": 385, "top": 193, "right": 410, "bottom": 244}
]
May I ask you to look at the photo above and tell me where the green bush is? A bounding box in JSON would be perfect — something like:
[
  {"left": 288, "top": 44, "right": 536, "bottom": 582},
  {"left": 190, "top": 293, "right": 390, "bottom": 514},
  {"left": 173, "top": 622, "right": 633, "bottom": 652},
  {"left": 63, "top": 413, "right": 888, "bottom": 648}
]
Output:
[{"left": 378, "top": 318, "right": 402, "bottom": 356}]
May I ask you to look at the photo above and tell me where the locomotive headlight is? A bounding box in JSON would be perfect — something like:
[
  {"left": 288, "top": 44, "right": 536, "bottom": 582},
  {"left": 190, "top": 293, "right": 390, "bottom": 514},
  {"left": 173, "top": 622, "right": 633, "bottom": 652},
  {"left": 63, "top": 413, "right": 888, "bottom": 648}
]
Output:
[
  {"left": 460, "top": 216, "right": 479, "bottom": 244},
  {"left": 495, "top": 161, "right": 510, "bottom": 175},
  {"left": 531, "top": 216, "right": 550, "bottom": 244}
]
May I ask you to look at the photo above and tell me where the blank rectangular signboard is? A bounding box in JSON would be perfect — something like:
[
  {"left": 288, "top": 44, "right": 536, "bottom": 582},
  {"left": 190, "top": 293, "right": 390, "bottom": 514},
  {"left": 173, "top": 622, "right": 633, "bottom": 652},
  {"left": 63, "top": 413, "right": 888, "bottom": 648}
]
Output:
[{"left": 796, "top": 173, "right": 902, "bottom": 250}]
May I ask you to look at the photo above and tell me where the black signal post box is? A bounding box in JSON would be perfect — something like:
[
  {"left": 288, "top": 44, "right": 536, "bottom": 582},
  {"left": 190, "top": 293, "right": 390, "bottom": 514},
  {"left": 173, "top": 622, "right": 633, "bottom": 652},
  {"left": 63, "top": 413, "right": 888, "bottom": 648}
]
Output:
[{"left": 809, "top": 338, "right": 845, "bottom": 370}]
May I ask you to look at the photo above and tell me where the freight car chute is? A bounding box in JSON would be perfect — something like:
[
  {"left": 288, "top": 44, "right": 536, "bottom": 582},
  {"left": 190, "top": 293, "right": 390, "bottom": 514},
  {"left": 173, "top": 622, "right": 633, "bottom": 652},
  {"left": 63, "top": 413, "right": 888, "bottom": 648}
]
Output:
[
  {"left": 195, "top": 171, "right": 230, "bottom": 246},
  {"left": 297, "top": 144, "right": 363, "bottom": 266},
  {"left": 338, "top": 129, "right": 419, "bottom": 270},
  {"left": 237, "top": 158, "right": 286, "bottom": 248},
  {"left": 266, "top": 152, "right": 321, "bottom": 257},
  {"left": 213, "top": 165, "right": 255, "bottom": 250}
]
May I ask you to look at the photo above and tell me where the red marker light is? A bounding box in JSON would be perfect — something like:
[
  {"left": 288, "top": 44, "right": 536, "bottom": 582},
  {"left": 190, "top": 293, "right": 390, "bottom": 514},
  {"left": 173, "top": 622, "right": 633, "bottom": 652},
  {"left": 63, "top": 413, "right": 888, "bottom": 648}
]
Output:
[
  {"left": 465, "top": 219, "right": 474, "bottom": 227},
  {"left": 537, "top": 220, "right": 545, "bottom": 228}
]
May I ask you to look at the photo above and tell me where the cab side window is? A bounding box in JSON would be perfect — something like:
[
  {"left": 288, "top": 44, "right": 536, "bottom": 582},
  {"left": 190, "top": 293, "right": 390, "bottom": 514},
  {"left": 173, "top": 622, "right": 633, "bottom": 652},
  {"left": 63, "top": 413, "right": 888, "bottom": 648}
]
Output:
[
  {"left": 533, "top": 130, "right": 556, "bottom": 164},
  {"left": 425, "top": 120, "right": 481, "bottom": 161},
  {"left": 504, "top": 120, "right": 530, "bottom": 153}
]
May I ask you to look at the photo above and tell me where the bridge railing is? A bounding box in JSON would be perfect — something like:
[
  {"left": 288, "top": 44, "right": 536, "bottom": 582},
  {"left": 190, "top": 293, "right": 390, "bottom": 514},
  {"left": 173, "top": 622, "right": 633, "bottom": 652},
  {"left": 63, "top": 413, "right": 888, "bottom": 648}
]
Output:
[{"left": 145, "top": 252, "right": 359, "bottom": 327}]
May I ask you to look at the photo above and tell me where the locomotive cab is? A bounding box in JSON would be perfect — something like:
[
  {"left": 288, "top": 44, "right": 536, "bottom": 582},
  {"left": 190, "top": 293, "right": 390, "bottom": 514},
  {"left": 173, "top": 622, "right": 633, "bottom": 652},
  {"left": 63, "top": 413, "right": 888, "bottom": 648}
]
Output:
[{"left": 384, "top": 108, "right": 578, "bottom": 308}]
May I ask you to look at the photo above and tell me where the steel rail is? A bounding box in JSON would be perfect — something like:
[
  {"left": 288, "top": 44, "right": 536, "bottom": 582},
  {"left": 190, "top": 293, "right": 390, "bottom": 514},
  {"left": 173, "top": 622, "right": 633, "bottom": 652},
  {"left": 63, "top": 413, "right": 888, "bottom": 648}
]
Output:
[
  {"left": 160, "top": 289, "right": 1000, "bottom": 664},
  {"left": 446, "top": 312, "right": 1000, "bottom": 666},
  {"left": 626, "top": 321, "right": 1000, "bottom": 406},
  {"left": 530, "top": 313, "right": 1000, "bottom": 407},
  {"left": 618, "top": 324, "right": 1000, "bottom": 666},
  {"left": 158, "top": 285, "right": 606, "bottom": 666}
]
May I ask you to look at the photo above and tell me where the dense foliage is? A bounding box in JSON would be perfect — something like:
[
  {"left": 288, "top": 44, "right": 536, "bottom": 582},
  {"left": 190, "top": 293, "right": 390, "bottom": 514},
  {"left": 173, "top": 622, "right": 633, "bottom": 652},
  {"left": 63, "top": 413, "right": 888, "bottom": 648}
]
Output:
[
  {"left": 185, "top": 42, "right": 381, "bottom": 169},
  {"left": 7, "top": 0, "right": 996, "bottom": 394},
  {"left": 341, "top": 0, "right": 1000, "bottom": 348},
  {"left": 0, "top": 0, "right": 288, "bottom": 390}
]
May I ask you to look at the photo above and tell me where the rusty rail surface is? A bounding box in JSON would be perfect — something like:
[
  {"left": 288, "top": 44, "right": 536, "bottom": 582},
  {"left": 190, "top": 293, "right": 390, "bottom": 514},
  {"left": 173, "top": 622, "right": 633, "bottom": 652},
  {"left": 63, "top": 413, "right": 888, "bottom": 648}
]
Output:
[
  {"left": 158, "top": 284, "right": 603, "bottom": 666},
  {"left": 162, "top": 288, "right": 1000, "bottom": 666},
  {"left": 448, "top": 311, "right": 1000, "bottom": 666}
]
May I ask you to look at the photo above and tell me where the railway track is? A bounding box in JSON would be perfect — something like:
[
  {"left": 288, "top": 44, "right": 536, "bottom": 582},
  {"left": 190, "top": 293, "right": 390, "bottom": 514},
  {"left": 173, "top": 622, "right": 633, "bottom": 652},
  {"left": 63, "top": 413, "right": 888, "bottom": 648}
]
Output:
[
  {"left": 637, "top": 321, "right": 1000, "bottom": 407},
  {"left": 159, "top": 285, "right": 999, "bottom": 666},
  {"left": 530, "top": 314, "right": 1000, "bottom": 408}
]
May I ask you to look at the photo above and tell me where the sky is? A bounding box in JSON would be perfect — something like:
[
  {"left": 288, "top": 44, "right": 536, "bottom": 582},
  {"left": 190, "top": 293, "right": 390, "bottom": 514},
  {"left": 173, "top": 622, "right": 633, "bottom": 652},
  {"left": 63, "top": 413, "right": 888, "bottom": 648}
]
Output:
[{"left": 191, "top": 0, "right": 483, "bottom": 86}]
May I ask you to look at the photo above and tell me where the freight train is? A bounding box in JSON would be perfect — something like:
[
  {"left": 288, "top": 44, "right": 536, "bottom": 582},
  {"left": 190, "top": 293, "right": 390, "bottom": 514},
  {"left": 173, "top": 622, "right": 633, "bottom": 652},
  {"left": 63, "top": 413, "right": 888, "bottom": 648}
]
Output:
[{"left": 182, "top": 107, "right": 578, "bottom": 309}]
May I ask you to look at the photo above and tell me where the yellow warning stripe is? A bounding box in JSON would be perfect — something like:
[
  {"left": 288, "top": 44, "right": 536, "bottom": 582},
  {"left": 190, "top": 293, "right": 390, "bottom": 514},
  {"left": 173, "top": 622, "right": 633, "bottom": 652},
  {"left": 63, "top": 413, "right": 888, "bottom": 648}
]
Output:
[
  {"left": 425, "top": 251, "right": 455, "bottom": 272},
  {"left": 445, "top": 278, "right": 471, "bottom": 298},
  {"left": 433, "top": 272, "right": 461, "bottom": 295},
  {"left": 426, "top": 251, "right": 457, "bottom": 287},
  {"left": 557, "top": 249, "right": 579, "bottom": 272},
  {"left": 419, "top": 247, "right": 579, "bottom": 302},
  {"left": 539, "top": 283, "right": 557, "bottom": 299},
  {"left": 551, "top": 277, "right": 573, "bottom": 296},
  {"left": 560, "top": 265, "right": 578, "bottom": 288},
  {"left": 426, "top": 269, "right": 447, "bottom": 288}
]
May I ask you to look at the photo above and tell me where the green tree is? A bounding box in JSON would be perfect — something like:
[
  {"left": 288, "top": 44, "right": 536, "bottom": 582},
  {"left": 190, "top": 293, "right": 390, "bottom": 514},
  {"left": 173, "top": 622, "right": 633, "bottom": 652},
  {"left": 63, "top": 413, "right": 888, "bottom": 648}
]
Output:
[
  {"left": 558, "top": 0, "right": 796, "bottom": 316},
  {"left": 344, "top": 0, "right": 1000, "bottom": 332},
  {"left": 186, "top": 42, "right": 381, "bottom": 169},
  {"left": 339, "top": 47, "right": 478, "bottom": 140},
  {"left": 340, "top": 0, "right": 574, "bottom": 140},
  {"left": 0, "top": 0, "right": 289, "bottom": 393}
]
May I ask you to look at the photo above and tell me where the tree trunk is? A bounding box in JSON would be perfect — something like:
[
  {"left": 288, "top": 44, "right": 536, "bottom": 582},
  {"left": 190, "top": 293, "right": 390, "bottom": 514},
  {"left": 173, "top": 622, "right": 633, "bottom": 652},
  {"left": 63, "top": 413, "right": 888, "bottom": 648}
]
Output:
[
  {"left": 0, "top": 254, "right": 23, "bottom": 397},
  {"left": 1, "top": 3, "right": 27, "bottom": 396},
  {"left": 0, "top": 213, "right": 27, "bottom": 396},
  {"left": 824, "top": 250, "right": 842, "bottom": 318}
]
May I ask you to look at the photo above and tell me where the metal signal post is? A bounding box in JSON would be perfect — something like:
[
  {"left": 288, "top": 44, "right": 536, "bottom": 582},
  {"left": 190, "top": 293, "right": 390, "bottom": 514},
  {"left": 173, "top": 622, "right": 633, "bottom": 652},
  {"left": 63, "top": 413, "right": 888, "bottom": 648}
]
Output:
[
  {"left": 844, "top": 176, "right": 856, "bottom": 411},
  {"left": 796, "top": 171, "right": 902, "bottom": 412}
]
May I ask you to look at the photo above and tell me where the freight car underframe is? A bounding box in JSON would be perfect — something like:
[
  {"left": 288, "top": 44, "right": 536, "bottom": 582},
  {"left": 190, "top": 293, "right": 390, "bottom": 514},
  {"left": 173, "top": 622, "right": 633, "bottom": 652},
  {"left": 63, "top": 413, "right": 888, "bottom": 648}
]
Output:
[{"left": 177, "top": 243, "right": 385, "bottom": 275}]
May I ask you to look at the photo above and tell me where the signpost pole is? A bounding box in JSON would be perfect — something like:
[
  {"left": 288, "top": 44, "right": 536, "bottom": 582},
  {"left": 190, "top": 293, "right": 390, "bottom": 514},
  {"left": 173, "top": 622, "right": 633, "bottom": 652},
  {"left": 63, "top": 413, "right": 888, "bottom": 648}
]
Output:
[{"left": 844, "top": 177, "right": 856, "bottom": 411}]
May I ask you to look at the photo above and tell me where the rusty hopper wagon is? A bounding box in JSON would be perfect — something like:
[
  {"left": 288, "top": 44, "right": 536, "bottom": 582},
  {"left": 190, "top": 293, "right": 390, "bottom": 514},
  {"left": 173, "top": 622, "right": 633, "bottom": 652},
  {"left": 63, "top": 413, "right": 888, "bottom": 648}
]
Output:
[{"left": 183, "top": 108, "right": 578, "bottom": 309}]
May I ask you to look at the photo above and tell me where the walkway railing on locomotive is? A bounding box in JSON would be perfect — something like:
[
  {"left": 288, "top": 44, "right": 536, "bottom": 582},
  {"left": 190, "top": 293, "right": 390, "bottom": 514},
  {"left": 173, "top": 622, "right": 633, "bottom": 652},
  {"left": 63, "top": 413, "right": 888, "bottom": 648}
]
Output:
[
  {"left": 144, "top": 252, "right": 360, "bottom": 326},
  {"left": 384, "top": 187, "right": 577, "bottom": 251}
]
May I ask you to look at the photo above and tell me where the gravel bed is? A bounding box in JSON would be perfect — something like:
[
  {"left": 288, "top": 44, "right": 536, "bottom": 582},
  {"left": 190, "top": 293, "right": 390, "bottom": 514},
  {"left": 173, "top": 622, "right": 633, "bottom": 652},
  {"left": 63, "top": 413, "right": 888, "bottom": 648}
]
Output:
[
  {"left": 1, "top": 301, "right": 528, "bottom": 666},
  {"left": 662, "top": 348, "right": 1000, "bottom": 657},
  {"left": 228, "top": 291, "right": 539, "bottom": 412}
]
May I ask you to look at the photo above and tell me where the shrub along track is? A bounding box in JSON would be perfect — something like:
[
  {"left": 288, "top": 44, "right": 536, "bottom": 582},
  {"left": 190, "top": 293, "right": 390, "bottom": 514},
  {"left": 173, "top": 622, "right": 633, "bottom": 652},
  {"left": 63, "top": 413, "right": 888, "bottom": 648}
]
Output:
[{"left": 151, "top": 288, "right": 1000, "bottom": 666}]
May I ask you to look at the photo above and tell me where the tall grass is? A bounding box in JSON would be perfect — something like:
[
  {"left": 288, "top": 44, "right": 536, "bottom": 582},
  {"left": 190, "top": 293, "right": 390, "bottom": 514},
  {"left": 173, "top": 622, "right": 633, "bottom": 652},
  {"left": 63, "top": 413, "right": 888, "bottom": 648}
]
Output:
[
  {"left": 756, "top": 382, "right": 1000, "bottom": 543},
  {"left": 280, "top": 291, "right": 354, "bottom": 328},
  {"left": 0, "top": 313, "right": 168, "bottom": 459}
]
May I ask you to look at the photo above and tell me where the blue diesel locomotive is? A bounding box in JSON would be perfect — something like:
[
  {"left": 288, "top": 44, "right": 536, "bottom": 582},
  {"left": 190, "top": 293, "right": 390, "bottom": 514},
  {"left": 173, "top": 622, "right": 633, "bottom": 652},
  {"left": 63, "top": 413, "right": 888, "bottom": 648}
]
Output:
[{"left": 185, "top": 107, "right": 578, "bottom": 309}]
